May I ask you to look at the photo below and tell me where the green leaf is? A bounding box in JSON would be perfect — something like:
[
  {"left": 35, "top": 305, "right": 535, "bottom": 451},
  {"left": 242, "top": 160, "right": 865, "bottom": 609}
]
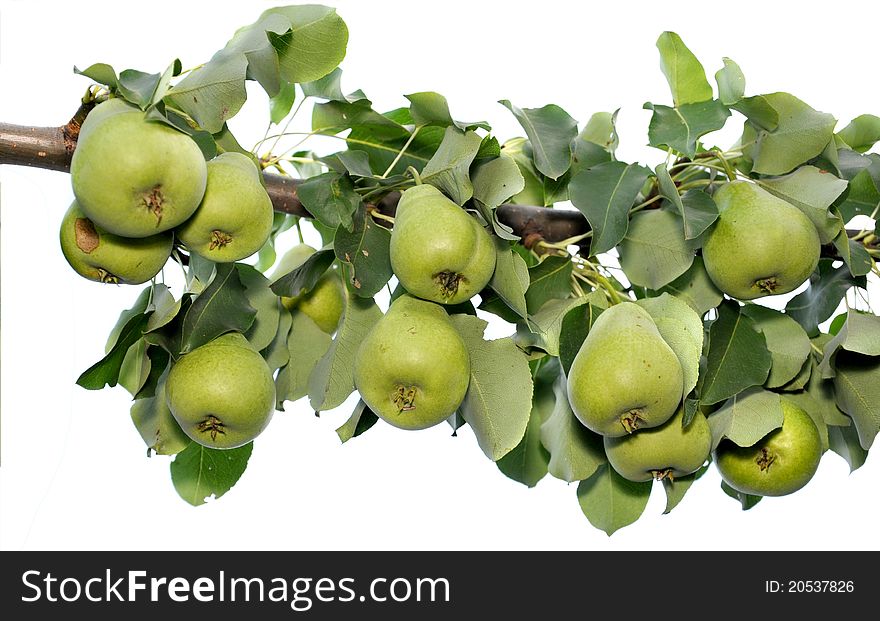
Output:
[
  {"left": 619, "top": 209, "right": 696, "bottom": 289},
  {"left": 334, "top": 205, "right": 393, "bottom": 297},
  {"left": 308, "top": 294, "right": 382, "bottom": 411},
  {"left": 579, "top": 110, "right": 619, "bottom": 153},
  {"left": 786, "top": 260, "right": 866, "bottom": 336},
  {"left": 262, "top": 306, "right": 293, "bottom": 374},
  {"left": 420, "top": 127, "right": 483, "bottom": 205},
  {"left": 450, "top": 315, "right": 533, "bottom": 461},
  {"left": 569, "top": 161, "right": 652, "bottom": 255},
  {"left": 819, "top": 309, "right": 880, "bottom": 376},
  {"left": 74, "top": 63, "right": 118, "bottom": 89},
  {"left": 165, "top": 50, "right": 248, "bottom": 133},
  {"left": 335, "top": 400, "right": 379, "bottom": 443},
  {"left": 833, "top": 352, "right": 880, "bottom": 450},
  {"left": 836, "top": 158, "right": 880, "bottom": 222},
  {"left": 145, "top": 284, "right": 182, "bottom": 333},
  {"left": 655, "top": 256, "right": 722, "bottom": 316},
  {"left": 301, "top": 68, "right": 357, "bottom": 102},
  {"left": 700, "top": 302, "right": 772, "bottom": 405},
  {"left": 577, "top": 464, "right": 652, "bottom": 536},
  {"left": 236, "top": 265, "right": 281, "bottom": 352},
  {"left": 405, "top": 91, "right": 489, "bottom": 131},
  {"left": 662, "top": 469, "right": 704, "bottom": 514},
  {"left": 721, "top": 480, "right": 762, "bottom": 511},
  {"left": 263, "top": 5, "right": 348, "bottom": 84},
  {"left": 471, "top": 155, "right": 524, "bottom": 240},
  {"left": 836, "top": 114, "right": 880, "bottom": 152},
  {"left": 269, "top": 81, "right": 297, "bottom": 124},
  {"left": 270, "top": 247, "right": 335, "bottom": 297},
  {"left": 741, "top": 305, "right": 811, "bottom": 389},
  {"left": 832, "top": 230, "right": 873, "bottom": 277},
  {"left": 180, "top": 263, "right": 257, "bottom": 354},
  {"left": 540, "top": 374, "right": 606, "bottom": 482},
  {"left": 296, "top": 172, "right": 361, "bottom": 232},
  {"left": 756, "top": 166, "right": 846, "bottom": 244},
  {"left": 558, "top": 303, "right": 605, "bottom": 376},
  {"left": 170, "top": 442, "right": 253, "bottom": 506},
  {"left": 656, "top": 32, "right": 714, "bottom": 106},
  {"left": 525, "top": 256, "right": 573, "bottom": 314},
  {"left": 645, "top": 100, "right": 731, "bottom": 159},
  {"left": 129, "top": 368, "right": 190, "bottom": 456},
  {"left": 828, "top": 423, "right": 869, "bottom": 472},
  {"left": 737, "top": 93, "right": 836, "bottom": 175},
  {"left": 517, "top": 296, "right": 588, "bottom": 357},
  {"left": 486, "top": 238, "right": 529, "bottom": 319},
  {"left": 496, "top": 362, "right": 556, "bottom": 487},
  {"left": 118, "top": 61, "right": 181, "bottom": 110},
  {"left": 105, "top": 287, "right": 153, "bottom": 351},
  {"left": 334, "top": 150, "right": 374, "bottom": 177},
  {"left": 708, "top": 387, "right": 784, "bottom": 449},
  {"left": 499, "top": 100, "right": 577, "bottom": 180},
  {"left": 656, "top": 164, "right": 718, "bottom": 239},
  {"left": 118, "top": 339, "right": 150, "bottom": 398},
  {"left": 78, "top": 313, "right": 149, "bottom": 390},
  {"left": 715, "top": 57, "right": 745, "bottom": 106},
  {"left": 275, "top": 310, "right": 331, "bottom": 407},
  {"left": 637, "top": 293, "right": 704, "bottom": 397}
]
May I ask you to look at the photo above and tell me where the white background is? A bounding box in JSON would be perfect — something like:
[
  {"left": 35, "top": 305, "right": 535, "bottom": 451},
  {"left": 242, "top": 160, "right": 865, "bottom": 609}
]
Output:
[{"left": 1, "top": 0, "right": 878, "bottom": 550}]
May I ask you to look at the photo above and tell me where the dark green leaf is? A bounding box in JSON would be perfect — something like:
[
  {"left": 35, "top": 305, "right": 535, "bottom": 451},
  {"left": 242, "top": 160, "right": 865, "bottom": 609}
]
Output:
[
  {"left": 499, "top": 100, "right": 577, "bottom": 179},
  {"left": 405, "top": 91, "right": 489, "bottom": 131},
  {"left": 269, "top": 81, "right": 297, "bottom": 124},
  {"left": 700, "top": 301, "right": 772, "bottom": 405},
  {"left": 270, "top": 247, "right": 335, "bottom": 297},
  {"left": 525, "top": 256, "right": 573, "bottom": 314},
  {"left": 577, "top": 464, "right": 652, "bottom": 535},
  {"left": 486, "top": 238, "right": 529, "bottom": 319},
  {"left": 741, "top": 305, "right": 811, "bottom": 389},
  {"left": 836, "top": 157, "right": 880, "bottom": 222},
  {"left": 833, "top": 352, "right": 880, "bottom": 450},
  {"left": 786, "top": 260, "right": 867, "bottom": 336},
  {"left": 277, "top": 311, "right": 332, "bottom": 406},
  {"left": 832, "top": 229, "right": 873, "bottom": 277},
  {"left": 336, "top": 400, "right": 379, "bottom": 443},
  {"left": 558, "top": 304, "right": 605, "bottom": 376},
  {"left": 170, "top": 442, "right": 253, "bottom": 506},
  {"left": 420, "top": 127, "right": 483, "bottom": 205},
  {"left": 645, "top": 100, "right": 731, "bottom": 159},
  {"left": 180, "top": 263, "right": 256, "bottom": 353},
  {"left": 655, "top": 256, "right": 722, "bottom": 316},
  {"left": 296, "top": 172, "right": 361, "bottom": 232},
  {"left": 78, "top": 313, "right": 149, "bottom": 390},
  {"left": 569, "top": 161, "right": 651, "bottom": 255},
  {"left": 828, "top": 423, "right": 868, "bottom": 472},
  {"left": 655, "top": 164, "right": 718, "bottom": 239},
  {"left": 236, "top": 265, "right": 281, "bottom": 352},
  {"left": 619, "top": 209, "right": 696, "bottom": 289},
  {"left": 334, "top": 205, "right": 393, "bottom": 297}
]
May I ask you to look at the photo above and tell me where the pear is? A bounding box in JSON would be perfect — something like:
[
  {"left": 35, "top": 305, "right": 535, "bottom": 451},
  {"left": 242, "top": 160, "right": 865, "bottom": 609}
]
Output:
[
  {"left": 354, "top": 294, "right": 470, "bottom": 430},
  {"left": 271, "top": 245, "right": 345, "bottom": 334},
  {"left": 71, "top": 98, "right": 207, "bottom": 237},
  {"left": 567, "top": 302, "right": 683, "bottom": 437},
  {"left": 714, "top": 399, "right": 822, "bottom": 497},
  {"left": 702, "top": 181, "right": 820, "bottom": 300},
  {"left": 165, "top": 333, "right": 275, "bottom": 449},
  {"left": 604, "top": 407, "right": 712, "bottom": 482},
  {"left": 390, "top": 184, "right": 496, "bottom": 305},
  {"left": 177, "top": 152, "right": 274, "bottom": 262},
  {"left": 59, "top": 201, "right": 172, "bottom": 284}
]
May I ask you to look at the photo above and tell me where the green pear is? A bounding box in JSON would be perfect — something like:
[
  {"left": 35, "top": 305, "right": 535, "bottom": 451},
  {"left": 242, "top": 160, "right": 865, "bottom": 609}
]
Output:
[
  {"left": 130, "top": 375, "right": 191, "bottom": 456},
  {"left": 272, "top": 245, "right": 344, "bottom": 334},
  {"left": 71, "top": 98, "right": 207, "bottom": 238},
  {"left": 567, "top": 302, "right": 684, "bottom": 437},
  {"left": 714, "top": 399, "right": 822, "bottom": 497},
  {"left": 59, "top": 201, "right": 172, "bottom": 284},
  {"left": 390, "top": 184, "right": 496, "bottom": 305},
  {"left": 165, "top": 332, "right": 275, "bottom": 449},
  {"left": 604, "top": 407, "right": 712, "bottom": 482},
  {"left": 354, "top": 294, "right": 470, "bottom": 430},
  {"left": 702, "top": 181, "right": 820, "bottom": 300},
  {"left": 177, "top": 152, "right": 274, "bottom": 262}
]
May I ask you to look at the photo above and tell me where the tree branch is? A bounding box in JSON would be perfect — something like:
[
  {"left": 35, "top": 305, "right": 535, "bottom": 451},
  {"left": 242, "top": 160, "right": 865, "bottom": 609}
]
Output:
[{"left": 0, "top": 112, "right": 875, "bottom": 257}]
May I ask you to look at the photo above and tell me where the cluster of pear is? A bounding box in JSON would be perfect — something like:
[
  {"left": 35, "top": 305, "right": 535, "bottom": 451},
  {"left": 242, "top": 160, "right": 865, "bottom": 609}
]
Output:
[
  {"left": 354, "top": 184, "right": 497, "bottom": 430},
  {"left": 567, "top": 302, "right": 822, "bottom": 496},
  {"left": 60, "top": 98, "right": 274, "bottom": 284}
]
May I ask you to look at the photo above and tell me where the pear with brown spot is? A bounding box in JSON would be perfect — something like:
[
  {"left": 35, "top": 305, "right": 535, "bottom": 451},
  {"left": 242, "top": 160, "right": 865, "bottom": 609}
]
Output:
[
  {"left": 177, "top": 152, "right": 274, "bottom": 262},
  {"left": 59, "top": 201, "right": 173, "bottom": 284}
]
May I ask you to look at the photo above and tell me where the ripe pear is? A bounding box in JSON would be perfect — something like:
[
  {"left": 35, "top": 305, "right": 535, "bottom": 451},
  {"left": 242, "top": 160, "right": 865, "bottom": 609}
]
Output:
[
  {"left": 702, "top": 181, "right": 820, "bottom": 300},
  {"left": 390, "top": 184, "right": 496, "bottom": 305},
  {"left": 165, "top": 332, "right": 275, "bottom": 449},
  {"left": 714, "top": 399, "right": 822, "bottom": 497},
  {"left": 567, "top": 302, "right": 684, "bottom": 437},
  {"left": 59, "top": 201, "right": 172, "bottom": 284},
  {"left": 354, "top": 294, "right": 470, "bottom": 430},
  {"left": 272, "top": 245, "right": 345, "bottom": 334},
  {"left": 177, "top": 152, "right": 273, "bottom": 262},
  {"left": 71, "top": 98, "right": 207, "bottom": 238},
  {"left": 604, "top": 407, "right": 712, "bottom": 482}
]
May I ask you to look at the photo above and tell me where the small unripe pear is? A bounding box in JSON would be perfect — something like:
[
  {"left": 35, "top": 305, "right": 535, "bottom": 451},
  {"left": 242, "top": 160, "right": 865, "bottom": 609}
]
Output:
[
  {"left": 702, "top": 181, "right": 820, "bottom": 300},
  {"left": 390, "top": 184, "right": 496, "bottom": 305},
  {"left": 272, "top": 244, "right": 345, "bottom": 334},
  {"left": 567, "top": 302, "right": 683, "bottom": 437},
  {"left": 59, "top": 201, "right": 172, "bottom": 284},
  {"left": 354, "top": 295, "right": 470, "bottom": 430}
]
